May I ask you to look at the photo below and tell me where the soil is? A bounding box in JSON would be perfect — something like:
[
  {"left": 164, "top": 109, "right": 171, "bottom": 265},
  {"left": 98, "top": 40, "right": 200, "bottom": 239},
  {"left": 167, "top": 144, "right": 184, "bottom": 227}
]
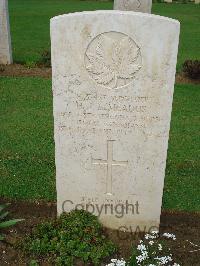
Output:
[
  {"left": 0, "top": 64, "right": 51, "bottom": 79},
  {"left": 0, "top": 198, "right": 200, "bottom": 266},
  {"left": 0, "top": 64, "right": 200, "bottom": 85}
]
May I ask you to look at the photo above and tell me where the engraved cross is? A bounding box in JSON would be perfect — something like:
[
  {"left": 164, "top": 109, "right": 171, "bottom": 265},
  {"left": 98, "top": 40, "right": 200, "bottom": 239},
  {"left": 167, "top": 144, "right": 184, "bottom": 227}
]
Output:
[{"left": 92, "top": 140, "right": 128, "bottom": 195}]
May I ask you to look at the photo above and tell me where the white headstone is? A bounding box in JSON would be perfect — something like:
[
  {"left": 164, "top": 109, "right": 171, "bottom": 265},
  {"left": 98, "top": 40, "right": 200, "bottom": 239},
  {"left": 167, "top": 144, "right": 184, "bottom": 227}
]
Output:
[
  {"left": 0, "top": 0, "right": 12, "bottom": 64},
  {"left": 164, "top": 0, "right": 172, "bottom": 3},
  {"left": 114, "top": 0, "right": 152, "bottom": 13},
  {"left": 51, "top": 11, "right": 180, "bottom": 231},
  {"left": 195, "top": 0, "right": 200, "bottom": 4}
]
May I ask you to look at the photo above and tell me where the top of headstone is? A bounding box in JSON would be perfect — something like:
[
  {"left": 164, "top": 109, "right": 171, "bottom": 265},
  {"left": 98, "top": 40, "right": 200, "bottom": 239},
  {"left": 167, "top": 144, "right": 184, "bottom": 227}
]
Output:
[{"left": 50, "top": 10, "right": 180, "bottom": 26}]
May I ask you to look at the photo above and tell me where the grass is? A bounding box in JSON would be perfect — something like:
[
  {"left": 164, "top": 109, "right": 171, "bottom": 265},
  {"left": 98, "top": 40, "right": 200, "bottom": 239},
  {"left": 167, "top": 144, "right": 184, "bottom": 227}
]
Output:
[
  {"left": 8, "top": 0, "right": 200, "bottom": 70},
  {"left": 163, "top": 83, "right": 200, "bottom": 211},
  {"left": 0, "top": 77, "right": 199, "bottom": 211},
  {"left": 0, "top": 77, "right": 55, "bottom": 200}
]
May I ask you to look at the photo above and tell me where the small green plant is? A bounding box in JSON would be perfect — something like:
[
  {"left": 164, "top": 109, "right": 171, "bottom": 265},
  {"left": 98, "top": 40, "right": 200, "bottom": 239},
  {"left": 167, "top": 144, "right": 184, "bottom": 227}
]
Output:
[
  {"left": 22, "top": 210, "right": 116, "bottom": 265},
  {"left": 0, "top": 203, "right": 24, "bottom": 240},
  {"left": 29, "top": 259, "right": 39, "bottom": 266},
  {"left": 25, "top": 61, "right": 37, "bottom": 69},
  {"left": 37, "top": 49, "right": 51, "bottom": 67},
  {"left": 183, "top": 59, "right": 200, "bottom": 79}
]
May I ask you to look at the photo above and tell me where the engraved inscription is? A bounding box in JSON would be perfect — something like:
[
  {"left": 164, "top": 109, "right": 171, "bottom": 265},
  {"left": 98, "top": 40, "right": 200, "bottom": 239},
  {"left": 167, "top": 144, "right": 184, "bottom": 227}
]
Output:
[
  {"left": 85, "top": 31, "right": 142, "bottom": 89},
  {"left": 56, "top": 91, "right": 160, "bottom": 137},
  {"left": 123, "top": 0, "right": 141, "bottom": 9},
  {"left": 92, "top": 140, "right": 128, "bottom": 195}
]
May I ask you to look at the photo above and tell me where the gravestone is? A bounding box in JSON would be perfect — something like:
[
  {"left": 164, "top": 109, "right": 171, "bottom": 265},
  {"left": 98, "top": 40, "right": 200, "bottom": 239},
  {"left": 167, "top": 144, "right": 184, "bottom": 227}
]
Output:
[
  {"left": 0, "top": 0, "right": 12, "bottom": 64},
  {"left": 51, "top": 11, "right": 180, "bottom": 231},
  {"left": 195, "top": 0, "right": 200, "bottom": 4},
  {"left": 114, "top": 0, "right": 152, "bottom": 13},
  {"left": 164, "top": 0, "right": 172, "bottom": 3}
]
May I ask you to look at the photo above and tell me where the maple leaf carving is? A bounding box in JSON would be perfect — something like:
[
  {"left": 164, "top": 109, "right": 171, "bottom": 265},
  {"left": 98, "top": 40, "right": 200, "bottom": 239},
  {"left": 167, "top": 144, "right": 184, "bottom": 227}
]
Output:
[
  {"left": 85, "top": 32, "right": 142, "bottom": 89},
  {"left": 112, "top": 36, "right": 141, "bottom": 80},
  {"left": 86, "top": 36, "right": 115, "bottom": 86}
]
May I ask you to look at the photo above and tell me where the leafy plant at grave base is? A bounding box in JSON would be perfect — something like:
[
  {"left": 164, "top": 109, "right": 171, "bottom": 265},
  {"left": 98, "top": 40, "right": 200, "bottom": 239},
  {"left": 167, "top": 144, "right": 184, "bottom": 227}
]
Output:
[
  {"left": 0, "top": 203, "right": 24, "bottom": 241},
  {"left": 182, "top": 60, "right": 200, "bottom": 79},
  {"left": 36, "top": 49, "right": 51, "bottom": 68},
  {"left": 128, "top": 231, "right": 181, "bottom": 266},
  {"left": 22, "top": 210, "right": 116, "bottom": 266},
  {"left": 25, "top": 60, "right": 37, "bottom": 69},
  {"left": 29, "top": 260, "right": 39, "bottom": 266}
]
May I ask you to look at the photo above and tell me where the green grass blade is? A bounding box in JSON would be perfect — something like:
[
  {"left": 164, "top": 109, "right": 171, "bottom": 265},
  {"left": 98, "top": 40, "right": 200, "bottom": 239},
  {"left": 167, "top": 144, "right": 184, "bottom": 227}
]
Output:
[
  {"left": 0, "top": 234, "right": 5, "bottom": 240},
  {"left": 0, "top": 211, "right": 9, "bottom": 220},
  {"left": 0, "top": 219, "right": 24, "bottom": 228},
  {"left": 0, "top": 204, "right": 10, "bottom": 212}
]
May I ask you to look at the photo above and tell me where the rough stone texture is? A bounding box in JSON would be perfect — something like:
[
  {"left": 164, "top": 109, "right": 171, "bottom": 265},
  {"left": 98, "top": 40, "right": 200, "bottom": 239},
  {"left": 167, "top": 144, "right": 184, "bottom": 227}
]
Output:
[
  {"left": 51, "top": 11, "right": 180, "bottom": 231},
  {"left": 0, "top": 0, "right": 12, "bottom": 64},
  {"left": 114, "top": 0, "right": 152, "bottom": 13}
]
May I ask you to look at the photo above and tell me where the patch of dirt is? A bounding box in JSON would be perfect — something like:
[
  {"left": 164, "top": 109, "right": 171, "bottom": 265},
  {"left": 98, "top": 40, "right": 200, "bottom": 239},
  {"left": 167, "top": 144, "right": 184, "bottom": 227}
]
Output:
[
  {"left": 0, "top": 198, "right": 57, "bottom": 265},
  {"left": 0, "top": 64, "right": 51, "bottom": 79},
  {"left": 0, "top": 198, "right": 200, "bottom": 265},
  {"left": 0, "top": 64, "right": 200, "bottom": 85},
  {"left": 176, "top": 72, "right": 200, "bottom": 85}
]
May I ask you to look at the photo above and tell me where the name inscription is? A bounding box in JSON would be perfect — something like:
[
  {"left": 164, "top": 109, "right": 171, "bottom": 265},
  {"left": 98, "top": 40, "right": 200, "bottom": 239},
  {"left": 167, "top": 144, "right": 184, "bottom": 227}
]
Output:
[{"left": 53, "top": 64, "right": 165, "bottom": 138}]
